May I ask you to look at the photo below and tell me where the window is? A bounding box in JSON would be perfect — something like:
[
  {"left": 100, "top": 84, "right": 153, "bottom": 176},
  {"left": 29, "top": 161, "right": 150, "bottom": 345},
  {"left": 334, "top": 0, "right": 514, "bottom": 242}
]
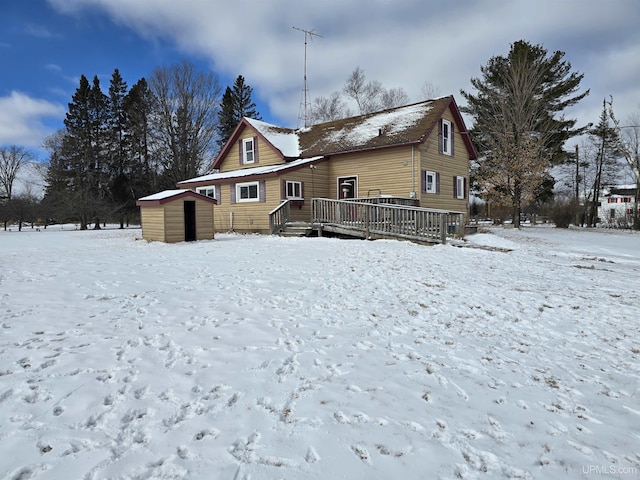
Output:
[
  {"left": 423, "top": 171, "right": 438, "bottom": 194},
  {"left": 286, "top": 181, "right": 303, "bottom": 199},
  {"left": 236, "top": 181, "right": 259, "bottom": 202},
  {"left": 242, "top": 138, "right": 255, "bottom": 164},
  {"left": 441, "top": 119, "right": 452, "bottom": 156},
  {"left": 454, "top": 176, "right": 466, "bottom": 199},
  {"left": 197, "top": 187, "right": 216, "bottom": 199}
]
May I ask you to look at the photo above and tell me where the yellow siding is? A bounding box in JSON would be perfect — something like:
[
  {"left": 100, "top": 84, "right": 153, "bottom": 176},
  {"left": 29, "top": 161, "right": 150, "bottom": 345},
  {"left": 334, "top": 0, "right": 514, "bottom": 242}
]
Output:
[
  {"left": 219, "top": 130, "right": 285, "bottom": 173},
  {"left": 281, "top": 161, "right": 330, "bottom": 223},
  {"left": 195, "top": 201, "right": 214, "bottom": 240},
  {"left": 211, "top": 178, "right": 276, "bottom": 233},
  {"left": 164, "top": 202, "right": 185, "bottom": 243},
  {"left": 418, "top": 108, "right": 470, "bottom": 215},
  {"left": 140, "top": 206, "right": 165, "bottom": 242},
  {"left": 211, "top": 161, "right": 331, "bottom": 232},
  {"left": 328, "top": 146, "right": 416, "bottom": 199}
]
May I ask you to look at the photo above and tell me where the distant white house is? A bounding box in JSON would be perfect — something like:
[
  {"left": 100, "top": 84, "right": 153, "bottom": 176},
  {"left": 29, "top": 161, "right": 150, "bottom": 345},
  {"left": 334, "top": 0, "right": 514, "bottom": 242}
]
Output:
[{"left": 597, "top": 184, "right": 638, "bottom": 226}]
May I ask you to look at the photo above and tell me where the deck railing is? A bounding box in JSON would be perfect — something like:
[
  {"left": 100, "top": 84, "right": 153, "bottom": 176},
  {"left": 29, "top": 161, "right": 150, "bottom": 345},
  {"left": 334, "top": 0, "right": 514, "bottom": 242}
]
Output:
[
  {"left": 312, "top": 198, "right": 464, "bottom": 244},
  {"left": 269, "top": 199, "right": 291, "bottom": 234}
]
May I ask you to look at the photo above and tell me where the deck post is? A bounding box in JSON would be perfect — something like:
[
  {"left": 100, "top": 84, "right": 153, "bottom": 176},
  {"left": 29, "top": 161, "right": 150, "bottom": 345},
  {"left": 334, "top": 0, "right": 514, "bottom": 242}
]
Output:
[
  {"left": 364, "top": 204, "right": 370, "bottom": 239},
  {"left": 440, "top": 215, "right": 447, "bottom": 244}
]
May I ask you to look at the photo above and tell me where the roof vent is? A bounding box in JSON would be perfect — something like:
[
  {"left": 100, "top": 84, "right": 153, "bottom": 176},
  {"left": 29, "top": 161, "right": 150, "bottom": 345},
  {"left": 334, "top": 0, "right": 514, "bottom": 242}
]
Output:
[{"left": 378, "top": 128, "right": 383, "bottom": 136}]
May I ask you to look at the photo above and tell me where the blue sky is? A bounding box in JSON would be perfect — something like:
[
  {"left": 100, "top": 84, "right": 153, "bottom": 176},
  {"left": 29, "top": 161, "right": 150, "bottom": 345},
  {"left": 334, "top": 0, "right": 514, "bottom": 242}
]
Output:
[{"left": 2, "top": 0, "right": 640, "bottom": 162}]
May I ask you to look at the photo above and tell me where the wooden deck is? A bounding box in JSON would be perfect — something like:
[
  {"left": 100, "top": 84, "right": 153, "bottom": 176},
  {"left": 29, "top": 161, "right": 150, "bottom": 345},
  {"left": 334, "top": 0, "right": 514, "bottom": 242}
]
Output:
[{"left": 271, "top": 198, "right": 465, "bottom": 244}]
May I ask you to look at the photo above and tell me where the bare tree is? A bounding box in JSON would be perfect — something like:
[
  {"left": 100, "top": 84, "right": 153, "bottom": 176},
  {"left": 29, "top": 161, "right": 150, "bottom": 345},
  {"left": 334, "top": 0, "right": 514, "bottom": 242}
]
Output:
[
  {"left": 343, "top": 67, "right": 384, "bottom": 115},
  {"left": 309, "top": 92, "right": 350, "bottom": 125},
  {"left": 149, "top": 60, "right": 222, "bottom": 186},
  {"left": 0, "top": 145, "right": 33, "bottom": 201},
  {"left": 380, "top": 88, "right": 410, "bottom": 110},
  {"left": 420, "top": 81, "right": 441, "bottom": 100}
]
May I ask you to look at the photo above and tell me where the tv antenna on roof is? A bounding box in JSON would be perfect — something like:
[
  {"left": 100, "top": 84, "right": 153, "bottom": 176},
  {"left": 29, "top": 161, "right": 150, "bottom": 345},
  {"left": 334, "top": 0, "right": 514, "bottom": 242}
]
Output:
[{"left": 293, "top": 26, "right": 323, "bottom": 128}]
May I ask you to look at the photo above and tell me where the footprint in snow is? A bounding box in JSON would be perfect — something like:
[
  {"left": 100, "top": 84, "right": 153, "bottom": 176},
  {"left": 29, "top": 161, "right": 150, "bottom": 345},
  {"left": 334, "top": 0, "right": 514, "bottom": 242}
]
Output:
[
  {"left": 351, "top": 444, "right": 372, "bottom": 464},
  {"left": 305, "top": 446, "right": 320, "bottom": 463}
]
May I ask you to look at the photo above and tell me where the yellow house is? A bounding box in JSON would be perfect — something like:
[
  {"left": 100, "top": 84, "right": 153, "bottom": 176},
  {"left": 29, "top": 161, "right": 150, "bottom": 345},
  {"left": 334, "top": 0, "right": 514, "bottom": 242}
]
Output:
[{"left": 176, "top": 95, "right": 477, "bottom": 235}]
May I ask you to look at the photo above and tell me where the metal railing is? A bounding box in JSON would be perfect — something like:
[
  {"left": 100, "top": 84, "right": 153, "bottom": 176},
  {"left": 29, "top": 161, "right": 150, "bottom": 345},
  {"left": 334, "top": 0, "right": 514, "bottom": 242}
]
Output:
[
  {"left": 312, "top": 198, "right": 464, "bottom": 244},
  {"left": 269, "top": 199, "right": 291, "bottom": 234}
]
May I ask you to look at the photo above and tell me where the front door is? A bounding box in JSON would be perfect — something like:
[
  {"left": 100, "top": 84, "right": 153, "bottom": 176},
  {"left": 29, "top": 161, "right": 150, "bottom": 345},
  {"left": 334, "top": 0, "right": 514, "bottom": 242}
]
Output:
[
  {"left": 184, "top": 201, "right": 196, "bottom": 241},
  {"left": 338, "top": 176, "right": 357, "bottom": 199}
]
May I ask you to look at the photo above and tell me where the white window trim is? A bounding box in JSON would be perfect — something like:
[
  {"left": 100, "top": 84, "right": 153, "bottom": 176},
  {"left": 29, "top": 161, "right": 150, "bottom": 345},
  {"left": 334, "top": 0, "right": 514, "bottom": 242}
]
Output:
[
  {"left": 242, "top": 138, "right": 255, "bottom": 164},
  {"left": 455, "top": 176, "right": 465, "bottom": 199},
  {"left": 286, "top": 180, "right": 303, "bottom": 200},
  {"left": 442, "top": 119, "right": 452, "bottom": 156},
  {"left": 425, "top": 171, "right": 437, "bottom": 194},
  {"left": 236, "top": 181, "right": 259, "bottom": 202},
  {"left": 197, "top": 187, "right": 216, "bottom": 199}
]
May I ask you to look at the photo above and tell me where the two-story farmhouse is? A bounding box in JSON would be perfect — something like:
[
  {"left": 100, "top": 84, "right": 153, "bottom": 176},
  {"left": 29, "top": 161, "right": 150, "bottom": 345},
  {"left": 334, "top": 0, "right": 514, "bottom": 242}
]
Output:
[
  {"left": 174, "top": 95, "right": 477, "bottom": 235},
  {"left": 598, "top": 184, "right": 639, "bottom": 227}
]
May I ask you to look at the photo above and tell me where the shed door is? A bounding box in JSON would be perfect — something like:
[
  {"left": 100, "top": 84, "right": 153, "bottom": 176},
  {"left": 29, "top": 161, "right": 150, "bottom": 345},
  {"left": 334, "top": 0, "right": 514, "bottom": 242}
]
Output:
[{"left": 184, "top": 201, "right": 196, "bottom": 241}]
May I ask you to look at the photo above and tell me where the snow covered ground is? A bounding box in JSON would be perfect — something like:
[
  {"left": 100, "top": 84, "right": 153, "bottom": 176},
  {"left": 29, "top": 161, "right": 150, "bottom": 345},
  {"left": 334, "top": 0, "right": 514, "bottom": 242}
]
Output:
[{"left": 1, "top": 225, "right": 639, "bottom": 480}]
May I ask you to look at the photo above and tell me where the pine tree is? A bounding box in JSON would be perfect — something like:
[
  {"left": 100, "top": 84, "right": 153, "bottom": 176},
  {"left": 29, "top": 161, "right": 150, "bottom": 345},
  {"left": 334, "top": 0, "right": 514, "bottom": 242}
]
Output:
[
  {"left": 587, "top": 99, "right": 622, "bottom": 226},
  {"left": 124, "top": 78, "right": 156, "bottom": 195},
  {"left": 216, "top": 75, "right": 261, "bottom": 149},
  {"left": 108, "top": 69, "right": 131, "bottom": 227},
  {"left": 57, "top": 74, "right": 110, "bottom": 229},
  {"left": 461, "top": 40, "right": 589, "bottom": 227}
]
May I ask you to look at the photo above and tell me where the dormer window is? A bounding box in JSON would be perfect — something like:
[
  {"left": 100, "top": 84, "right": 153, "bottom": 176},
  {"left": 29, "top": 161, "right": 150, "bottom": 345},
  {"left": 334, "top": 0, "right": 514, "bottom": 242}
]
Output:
[
  {"left": 441, "top": 119, "right": 452, "bottom": 156},
  {"left": 242, "top": 138, "right": 255, "bottom": 164}
]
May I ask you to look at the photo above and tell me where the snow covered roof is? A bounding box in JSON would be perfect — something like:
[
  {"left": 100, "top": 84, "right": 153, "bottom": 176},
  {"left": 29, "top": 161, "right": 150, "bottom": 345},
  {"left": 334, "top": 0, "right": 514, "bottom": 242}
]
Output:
[
  {"left": 177, "top": 156, "right": 324, "bottom": 186},
  {"left": 136, "top": 189, "right": 217, "bottom": 206},
  {"left": 298, "top": 98, "right": 449, "bottom": 157},
  {"left": 201, "top": 95, "right": 476, "bottom": 183},
  {"left": 245, "top": 118, "right": 300, "bottom": 157},
  {"left": 138, "top": 189, "right": 190, "bottom": 201}
]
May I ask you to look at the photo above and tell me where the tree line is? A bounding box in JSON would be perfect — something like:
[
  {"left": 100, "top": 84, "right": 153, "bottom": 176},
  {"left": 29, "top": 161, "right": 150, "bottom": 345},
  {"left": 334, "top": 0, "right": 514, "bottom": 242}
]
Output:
[
  {"left": 2, "top": 42, "right": 639, "bottom": 230},
  {"left": 0, "top": 62, "right": 260, "bottom": 230}
]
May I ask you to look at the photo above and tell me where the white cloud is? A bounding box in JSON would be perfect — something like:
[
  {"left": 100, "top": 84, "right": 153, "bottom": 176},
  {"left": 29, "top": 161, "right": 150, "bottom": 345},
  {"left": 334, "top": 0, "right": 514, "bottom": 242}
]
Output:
[
  {"left": 0, "top": 91, "right": 65, "bottom": 148},
  {"left": 46, "top": 0, "right": 640, "bottom": 129}
]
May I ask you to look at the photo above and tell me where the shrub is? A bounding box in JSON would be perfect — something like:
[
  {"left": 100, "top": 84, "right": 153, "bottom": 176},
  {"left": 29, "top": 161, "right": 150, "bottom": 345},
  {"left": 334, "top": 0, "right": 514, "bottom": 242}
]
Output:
[{"left": 545, "top": 198, "right": 579, "bottom": 228}]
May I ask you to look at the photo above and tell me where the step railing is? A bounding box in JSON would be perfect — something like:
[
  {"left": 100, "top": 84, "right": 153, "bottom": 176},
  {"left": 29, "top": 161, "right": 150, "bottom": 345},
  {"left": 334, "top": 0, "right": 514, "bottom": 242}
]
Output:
[{"left": 269, "top": 199, "right": 291, "bottom": 234}]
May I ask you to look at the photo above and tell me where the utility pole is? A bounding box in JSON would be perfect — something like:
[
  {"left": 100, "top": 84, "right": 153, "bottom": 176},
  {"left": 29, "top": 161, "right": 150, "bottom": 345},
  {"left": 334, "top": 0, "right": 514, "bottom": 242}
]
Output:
[
  {"left": 575, "top": 144, "right": 579, "bottom": 201},
  {"left": 293, "top": 26, "right": 323, "bottom": 128}
]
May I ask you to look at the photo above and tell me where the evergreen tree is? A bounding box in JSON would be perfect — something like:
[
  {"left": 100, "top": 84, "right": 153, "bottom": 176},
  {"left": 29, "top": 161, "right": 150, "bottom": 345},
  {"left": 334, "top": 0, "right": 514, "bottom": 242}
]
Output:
[
  {"left": 461, "top": 40, "right": 589, "bottom": 227},
  {"left": 108, "top": 69, "right": 133, "bottom": 228},
  {"left": 216, "top": 75, "right": 261, "bottom": 149},
  {"left": 124, "top": 78, "right": 156, "bottom": 196},
  {"left": 587, "top": 99, "right": 622, "bottom": 226},
  {"left": 55, "top": 74, "right": 110, "bottom": 229}
]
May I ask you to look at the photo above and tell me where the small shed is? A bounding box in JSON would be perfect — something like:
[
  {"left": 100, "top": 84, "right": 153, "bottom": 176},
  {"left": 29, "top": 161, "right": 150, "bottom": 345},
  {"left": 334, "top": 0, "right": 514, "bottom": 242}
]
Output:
[{"left": 136, "top": 189, "right": 217, "bottom": 243}]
